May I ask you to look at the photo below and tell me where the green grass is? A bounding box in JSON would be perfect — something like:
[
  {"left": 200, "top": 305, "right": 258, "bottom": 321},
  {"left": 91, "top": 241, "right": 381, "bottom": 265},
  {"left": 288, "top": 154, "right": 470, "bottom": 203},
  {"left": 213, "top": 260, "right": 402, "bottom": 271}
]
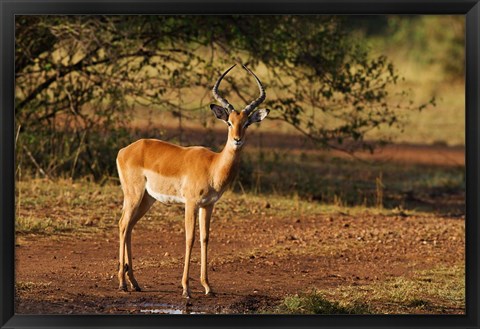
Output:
[
  {"left": 379, "top": 266, "right": 465, "bottom": 310},
  {"left": 288, "top": 264, "right": 466, "bottom": 314},
  {"left": 272, "top": 290, "right": 371, "bottom": 314}
]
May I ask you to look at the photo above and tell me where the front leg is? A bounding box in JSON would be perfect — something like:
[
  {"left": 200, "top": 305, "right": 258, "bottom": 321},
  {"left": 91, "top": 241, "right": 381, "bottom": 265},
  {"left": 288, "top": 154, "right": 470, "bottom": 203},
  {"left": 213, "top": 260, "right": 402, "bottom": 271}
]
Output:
[
  {"left": 199, "top": 205, "right": 214, "bottom": 295},
  {"left": 182, "top": 201, "right": 197, "bottom": 298}
]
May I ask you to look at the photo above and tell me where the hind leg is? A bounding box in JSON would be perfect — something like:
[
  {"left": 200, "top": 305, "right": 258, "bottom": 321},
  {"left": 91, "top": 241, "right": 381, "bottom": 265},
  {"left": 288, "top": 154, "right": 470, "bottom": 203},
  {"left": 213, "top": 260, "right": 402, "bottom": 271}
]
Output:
[
  {"left": 118, "top": 202, "right": 139, "bottom": 291},
  {"left": 117, "top": 168, "right": 146, "bottom": 291},
  {"left": 124, "top": 192, "right": 156, "bottom": 291}
]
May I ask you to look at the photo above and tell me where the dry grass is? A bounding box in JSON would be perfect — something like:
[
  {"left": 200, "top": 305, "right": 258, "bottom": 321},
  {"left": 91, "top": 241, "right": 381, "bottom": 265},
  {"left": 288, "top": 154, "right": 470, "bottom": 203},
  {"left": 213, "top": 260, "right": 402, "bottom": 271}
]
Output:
[
  {"left": 16, "top": 140, "right": 464, "bottom": 236},
  {"left": 16, "top": 281, "right": 52, "bottom": 292},
  {"left": 273, "top": 290, "right": 371, "bottom": 314},
  {"left": 310, "top": 264, "right": 465, "bottom": 314},
  {"left": 15, "top": 178, "right": 122, "bottom": 235},
  {"left": 11, "top": 178, "right": 368, "bottom": 235},
  {"left": 268, "top": 264, "right": 464, "bottom": 314}
]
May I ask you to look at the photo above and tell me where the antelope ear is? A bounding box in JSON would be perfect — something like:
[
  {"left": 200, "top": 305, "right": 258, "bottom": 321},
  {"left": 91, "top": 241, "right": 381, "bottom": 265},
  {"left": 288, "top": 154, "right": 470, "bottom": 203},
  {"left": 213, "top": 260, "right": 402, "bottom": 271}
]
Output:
[
  {"left": 210, "top": 104, "right": 229, "bottom": 122},
  {"left": 248, "top": 108, "right": 270, "bottom": 124}
]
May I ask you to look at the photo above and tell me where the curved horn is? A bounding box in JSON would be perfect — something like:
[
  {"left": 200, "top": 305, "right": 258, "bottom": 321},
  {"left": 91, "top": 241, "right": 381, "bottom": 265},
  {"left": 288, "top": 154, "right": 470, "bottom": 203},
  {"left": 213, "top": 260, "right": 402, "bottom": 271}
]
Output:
[
  {"left": 242, "top": 64, "right": 266, "bottom": 116},
  {"left": 212, "top": 64, "right": 236, "bottom": 113}
]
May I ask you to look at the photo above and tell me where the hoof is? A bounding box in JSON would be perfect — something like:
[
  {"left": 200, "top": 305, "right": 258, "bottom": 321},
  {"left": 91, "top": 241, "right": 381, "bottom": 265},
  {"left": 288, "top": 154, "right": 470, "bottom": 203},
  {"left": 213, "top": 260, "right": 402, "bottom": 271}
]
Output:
[
  {"left": 205, "top": 291, "right": 216, "bottom": 297},
  {"left": 133, "top": 286, "right": 142, "bottom": 292},
  {"left": 182, "top": 291, "right": 191, "bottom": 299},
  {"left": 118, "top": 285, "right": 128, "bottom": 292}
]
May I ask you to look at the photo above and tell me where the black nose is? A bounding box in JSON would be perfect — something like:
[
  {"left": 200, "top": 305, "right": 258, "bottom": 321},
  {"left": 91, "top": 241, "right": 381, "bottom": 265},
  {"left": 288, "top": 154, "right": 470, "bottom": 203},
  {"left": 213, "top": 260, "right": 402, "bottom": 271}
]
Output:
[{"left": 234, "top": 137, "right": 241, "bottom": 142}]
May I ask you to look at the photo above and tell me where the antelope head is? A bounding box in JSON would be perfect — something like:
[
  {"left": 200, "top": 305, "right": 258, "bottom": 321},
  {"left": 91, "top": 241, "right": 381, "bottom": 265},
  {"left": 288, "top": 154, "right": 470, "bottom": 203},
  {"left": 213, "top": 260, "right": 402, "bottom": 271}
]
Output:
[{"left": 210, "top": 64, "right": 269, "bottom": 151}]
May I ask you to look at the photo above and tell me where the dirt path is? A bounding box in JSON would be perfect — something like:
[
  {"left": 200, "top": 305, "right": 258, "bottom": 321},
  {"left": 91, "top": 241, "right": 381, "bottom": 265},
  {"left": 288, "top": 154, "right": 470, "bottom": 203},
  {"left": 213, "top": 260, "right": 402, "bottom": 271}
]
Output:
[{"left": 15, "top": 210, "right": 465, "bottom": 314}]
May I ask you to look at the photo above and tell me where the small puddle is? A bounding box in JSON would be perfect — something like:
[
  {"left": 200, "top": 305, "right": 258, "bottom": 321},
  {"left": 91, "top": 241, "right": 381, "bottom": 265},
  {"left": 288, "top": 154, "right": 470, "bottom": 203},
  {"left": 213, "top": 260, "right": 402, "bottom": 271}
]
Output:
[{"left": 138, "top": 303, "right": 203, "bottom": 315}]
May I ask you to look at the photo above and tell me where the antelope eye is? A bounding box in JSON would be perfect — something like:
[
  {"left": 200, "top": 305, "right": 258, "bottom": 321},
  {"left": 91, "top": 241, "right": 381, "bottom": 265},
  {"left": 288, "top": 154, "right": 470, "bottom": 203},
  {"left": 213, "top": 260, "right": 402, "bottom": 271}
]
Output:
[{"left": 227, "top": 121, "right": 232, "bottom": 127}]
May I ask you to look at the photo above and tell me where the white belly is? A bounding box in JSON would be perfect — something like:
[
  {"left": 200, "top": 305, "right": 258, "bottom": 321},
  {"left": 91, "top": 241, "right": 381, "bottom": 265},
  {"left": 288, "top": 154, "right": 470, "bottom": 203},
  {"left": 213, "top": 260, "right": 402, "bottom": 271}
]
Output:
[{"left": 145, "top": 182, "right": 185, "bottom": 204}]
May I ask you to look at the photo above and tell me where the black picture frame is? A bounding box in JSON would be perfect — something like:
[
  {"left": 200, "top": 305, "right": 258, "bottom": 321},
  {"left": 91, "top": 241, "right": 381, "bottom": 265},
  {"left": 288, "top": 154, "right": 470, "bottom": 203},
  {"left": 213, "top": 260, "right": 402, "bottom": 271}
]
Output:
[{"left": 1, "top": 1, "right": 478, "bottom": 328}]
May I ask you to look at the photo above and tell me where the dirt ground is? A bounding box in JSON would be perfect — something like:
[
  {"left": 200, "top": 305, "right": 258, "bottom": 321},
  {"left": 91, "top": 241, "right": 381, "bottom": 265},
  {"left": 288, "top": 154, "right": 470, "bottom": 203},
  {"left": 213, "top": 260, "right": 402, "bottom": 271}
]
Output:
[
  {"left": 15, "top": 207, "right": 464, "bottom": 314},
  {"left": 14, "top": 143, "right": 465, "bottom": 315}
]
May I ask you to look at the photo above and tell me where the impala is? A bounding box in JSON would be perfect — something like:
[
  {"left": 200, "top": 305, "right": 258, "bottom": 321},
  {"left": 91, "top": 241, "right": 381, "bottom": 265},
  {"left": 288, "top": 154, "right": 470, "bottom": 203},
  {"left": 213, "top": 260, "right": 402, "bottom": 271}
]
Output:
[{"left": 116, "top": 64, "right": 269, "bottom": 298}]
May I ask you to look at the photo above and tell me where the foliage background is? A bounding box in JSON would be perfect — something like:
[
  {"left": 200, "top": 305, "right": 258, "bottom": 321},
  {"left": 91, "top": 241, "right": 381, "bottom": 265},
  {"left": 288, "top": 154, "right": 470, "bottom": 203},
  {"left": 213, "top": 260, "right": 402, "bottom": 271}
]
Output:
[{"left": 15, "top": 15, "right": 464, "bottom": 189}]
